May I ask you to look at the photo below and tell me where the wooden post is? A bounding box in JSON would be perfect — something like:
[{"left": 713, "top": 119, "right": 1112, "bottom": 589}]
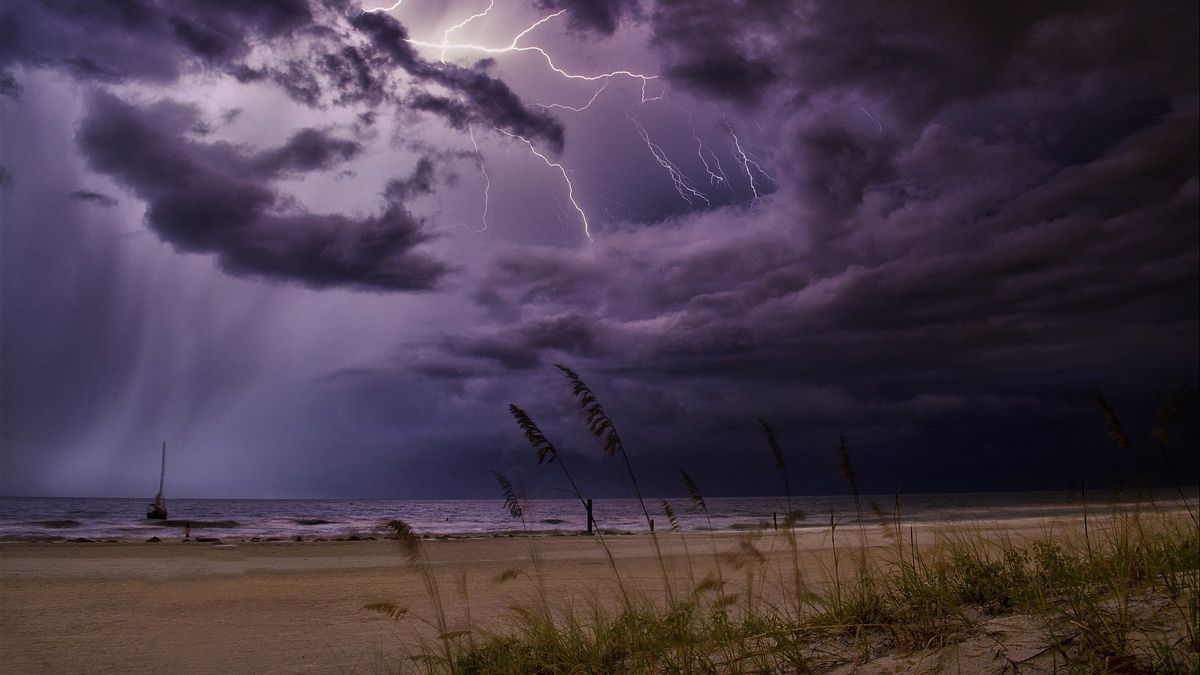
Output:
[
  {"left": 910, "top": 526, "right": 916, "bottom": 569},
  {"left": 773, "top": 512, "right": 778, "bottom": 530},
  {"left": 586, "top": 499, "right": 594, "bottom": 535},
  {"left": 650, "top": 518, "right": 655, "bottom": 533}
]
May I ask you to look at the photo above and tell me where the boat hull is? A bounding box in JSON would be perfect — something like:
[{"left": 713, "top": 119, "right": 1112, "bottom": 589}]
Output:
[{"left": 146, "top": 505, "right": 167, "bottom": 519}]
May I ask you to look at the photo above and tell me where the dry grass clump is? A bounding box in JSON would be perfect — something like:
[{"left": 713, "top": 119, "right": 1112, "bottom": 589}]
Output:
[{"left": 366, "top": 371, "right": 1198, "bottom": 673}]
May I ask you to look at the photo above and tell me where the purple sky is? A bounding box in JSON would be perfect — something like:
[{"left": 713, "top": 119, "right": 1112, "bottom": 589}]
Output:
[{"left": 1, "top": 1, "right": 1197, "bottom": 499}]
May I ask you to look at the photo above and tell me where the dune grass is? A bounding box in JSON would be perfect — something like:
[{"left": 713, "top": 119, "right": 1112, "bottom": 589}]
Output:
[{"left": 366, "top": 373, "right": 1198, "bottom": 673}]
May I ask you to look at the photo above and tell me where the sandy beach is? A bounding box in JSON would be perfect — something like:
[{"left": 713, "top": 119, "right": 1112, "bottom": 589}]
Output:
[{"left": 0, "top": 514, "right": 1128, "bottom": 674}]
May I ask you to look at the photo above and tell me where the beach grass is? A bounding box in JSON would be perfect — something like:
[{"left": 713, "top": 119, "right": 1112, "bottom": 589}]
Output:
[{"left": 367, "top": 373, "right": 1199, "bottom": 673}]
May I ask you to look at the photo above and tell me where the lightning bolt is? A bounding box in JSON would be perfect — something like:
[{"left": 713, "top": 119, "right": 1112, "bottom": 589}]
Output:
[
  {"left": 463, "top": 123, "right": 490, "bottom": 233},
  {"left": 726, "top": 121, "right": 765, "bottom": 204},
  {"left": 533, "top": 78, "right": 611, "bottom": 113},
  {"left": 438, "top": 0, "right": 494, "bottom": 63},
  {"left": 361, "top": 1, "right": 403, "bottom": 13},
  {"left": 492, "top": 127, "right": 591, "bottom": 240},
  {"left": 629, "top": 116, "right": 710, "bottom": 207},
  {"left": 406, "top": 11, "right": 662, "bottom": 102},
  {"left": 680, "top": 112, "right": 730, "bottom": 189},
  {"left": 857, "top": 104, "right": 883, "bottom": 134},
  {"left": 358, "top": 2, "right": 775, "bottom": 238},
  {"left": 744, "top": 149, "right": 774, "bottom": 183},
  {"left": 404, "top": 6, "right": 664, "bottom": 239},
  {"left": 698, "top": 142, "right": 730, "bottom": 188}
]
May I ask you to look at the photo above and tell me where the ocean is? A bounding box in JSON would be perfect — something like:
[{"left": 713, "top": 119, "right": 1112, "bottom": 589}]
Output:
[{"left": 1, "top": 489, "right": 1193, "bottom": 542}]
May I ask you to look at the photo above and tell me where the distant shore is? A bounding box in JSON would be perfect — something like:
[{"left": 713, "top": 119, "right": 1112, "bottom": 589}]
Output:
[{"left": 3, "top": 507, "right": 1194, "bottom": 674}]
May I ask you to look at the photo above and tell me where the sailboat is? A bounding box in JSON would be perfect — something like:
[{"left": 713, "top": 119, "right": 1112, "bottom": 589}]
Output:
[{"left": 146, "top": 441, "right": 168, "bottom": 519}]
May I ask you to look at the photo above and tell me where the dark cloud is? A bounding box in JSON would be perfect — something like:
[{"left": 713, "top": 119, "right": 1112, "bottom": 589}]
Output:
[
  {"left": 534, "top": 0, "right": 639, "bottom": 36},
  {"left": 666, "top": 54, "right": 776, "bottom": 105},
  {"left": 346, "top": 9, "right": 423, "bottom": 69},
  {"left": 384, "top": 157, "right": 437, "bottom": 202},
  {"left": 76, "top": 91, "right": 447, "bottom": 291},
  {"left": 2, "top": 0, "right": 565, "bottom": 150},
  {"left": 68, "top": 189, "right": 118, "bottom": 207},
  {"left": 422, "top": 0, "right": 1199, "bottom": 493},
  {"left": 790, "top": 3, "right": 1195, "bottom": 126},
  {"left": 421, "top": 66, "right": 565, "bottom": 153},
  {"left": 2, "top": 0, "right": 1196, "bottom": 498},
  {"left": 0, "top": 0, "right": 311, "bottom": 83},
  {"left": 0, "top": 0, "right": 572, "bottom": 295},
  {"left": 464, "top": 105, "right": 1196, "bottom": 385},
  {"left": 350, "top": 11, "right": 565, "bottom": 151},
  {"left": 439, "top": 311, "right": 606, "bottom": 371},
  {"left": 409, "top": 93, "right": 472, "bottom": 129},
  {"left": 0, "top": 69, "right": 19, "bottom": 98},
  {"left": 783, "top": 4, "right": 1197, "bottom": 238},
  {"left": 229, "top": 56, "right": 355, "bottom": 110},
  {"left": 319, "top": 46, "right": 387, "bottom": 107},
  {"left": 252, "top": 128, "right": 362, "bottom": 175},
  {"left": 650, "top": 1, "right": 795, "bottom": 106}
]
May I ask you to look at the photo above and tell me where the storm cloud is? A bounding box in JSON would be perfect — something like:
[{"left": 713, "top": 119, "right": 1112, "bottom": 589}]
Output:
[
  {"left": 349, "top": 10, "right": 564, "bottom": 151},
  {"left": 413, "top": 0, "right": 1199, "bottom": 492},
  {"left": 0, "top": 0, "right": 311, "bottom": 82},
  {"left": 76, "top": 92, "right": 446, "bottom": 291},
  {"left": 534, "top": 0, "right": 639, "bottom": 36},
  {"left": 1, "top": 1, "right": 1196, "bottom": 499},
  {"left": 1, "top": 0, "right": 565, "bottom": 148},
  {"left": 0, "top": 0, "right": 574, "bottom": 290}
]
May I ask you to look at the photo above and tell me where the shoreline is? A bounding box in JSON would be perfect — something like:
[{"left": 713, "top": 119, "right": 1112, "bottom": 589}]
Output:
[
  {"left": 4, "top": 490, "right": 1194, "bottom": 545},
  {"left": 2, "top": 501, "right": 1194, "bottom": 545}
]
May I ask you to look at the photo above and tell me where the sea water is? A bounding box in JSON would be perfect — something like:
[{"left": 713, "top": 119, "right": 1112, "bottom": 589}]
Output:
[{"left": 1, "top": 489, "right": 1193, "bottom": 542}]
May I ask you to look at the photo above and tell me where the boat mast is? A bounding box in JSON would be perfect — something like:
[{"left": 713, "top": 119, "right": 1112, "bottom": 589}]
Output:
[{"left": 158, "top": 441, "right": 166, "bottom": 499}]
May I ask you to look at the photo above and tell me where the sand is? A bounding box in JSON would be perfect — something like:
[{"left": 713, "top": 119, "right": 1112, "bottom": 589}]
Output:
[{"left": 0, "top": 515, "right": 1155, "bottom": 674}]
